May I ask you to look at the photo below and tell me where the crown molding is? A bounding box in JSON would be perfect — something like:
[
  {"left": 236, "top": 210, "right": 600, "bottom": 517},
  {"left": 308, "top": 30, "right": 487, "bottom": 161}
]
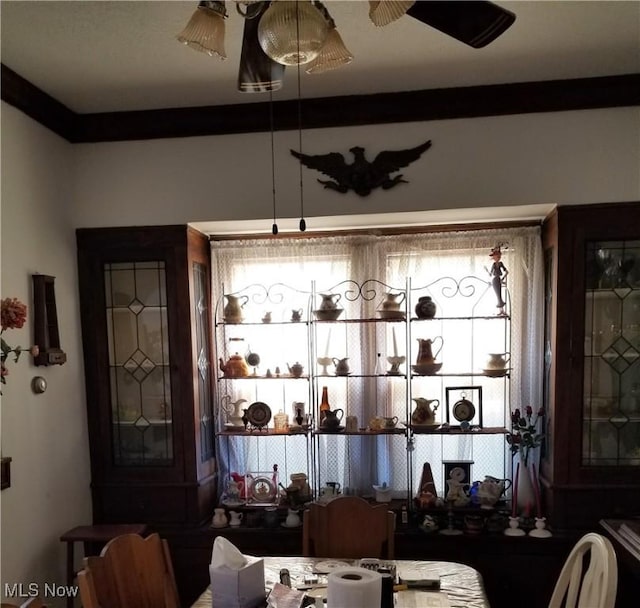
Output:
[{"left": 2, "top": 64, "right": 639, "bottom": 144}]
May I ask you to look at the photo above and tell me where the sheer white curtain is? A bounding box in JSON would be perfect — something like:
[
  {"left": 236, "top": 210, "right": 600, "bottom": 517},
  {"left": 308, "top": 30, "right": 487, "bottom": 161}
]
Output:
[{"left": 211, "top": 226, "right": 543, "bottom": 498}]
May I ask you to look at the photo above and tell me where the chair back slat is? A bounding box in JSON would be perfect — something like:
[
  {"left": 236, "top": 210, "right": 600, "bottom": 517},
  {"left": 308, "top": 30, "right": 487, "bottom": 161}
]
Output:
[
  {"left": 548, "top": 532, "right": 617, "bottom": 608},
  {"left": 78, "top": 533, "right": 180, "bottom": 608},
  {"left": 302, "top": 496, "right": 395, "bottom": 559}
]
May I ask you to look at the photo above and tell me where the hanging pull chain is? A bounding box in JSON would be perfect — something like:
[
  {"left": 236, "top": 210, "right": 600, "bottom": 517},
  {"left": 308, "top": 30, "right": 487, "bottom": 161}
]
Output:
[
  {"left": 269, "top": 88, "right": 278, "bottom": 235},
  {"left": 296, "top": 0, "right": 307, "bottom": 232}
]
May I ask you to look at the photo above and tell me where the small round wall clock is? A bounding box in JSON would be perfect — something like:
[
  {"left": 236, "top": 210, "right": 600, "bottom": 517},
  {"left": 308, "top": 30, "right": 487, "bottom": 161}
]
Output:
[{"left": 453, "top": 393, "right": 476, "bottom": 423}]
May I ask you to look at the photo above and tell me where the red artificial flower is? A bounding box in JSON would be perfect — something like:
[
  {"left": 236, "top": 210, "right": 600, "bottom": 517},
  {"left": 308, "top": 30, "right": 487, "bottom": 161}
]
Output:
[{"left": 1, "top": 298, "right": 28, "bottom": 331}]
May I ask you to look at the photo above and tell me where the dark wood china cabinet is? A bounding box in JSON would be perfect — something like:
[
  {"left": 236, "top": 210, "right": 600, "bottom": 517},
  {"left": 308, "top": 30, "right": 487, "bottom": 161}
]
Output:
[
  {"left": 76, "top": 226, "right": 216, "bottom": 527},
  {"left": 541, "top": 202, "right": 640, "bottom": 529}
]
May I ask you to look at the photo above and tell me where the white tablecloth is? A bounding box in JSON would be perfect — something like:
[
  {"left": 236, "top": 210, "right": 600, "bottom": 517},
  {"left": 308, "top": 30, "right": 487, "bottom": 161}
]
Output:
[{"left": 192, "top": 557, "right": 489, "bottom": 608}]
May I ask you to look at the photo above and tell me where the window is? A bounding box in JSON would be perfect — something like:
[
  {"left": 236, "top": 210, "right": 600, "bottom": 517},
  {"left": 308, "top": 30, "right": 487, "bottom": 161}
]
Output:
[{"left": 212, "top": 226, "right": 543, "bottom": 498}]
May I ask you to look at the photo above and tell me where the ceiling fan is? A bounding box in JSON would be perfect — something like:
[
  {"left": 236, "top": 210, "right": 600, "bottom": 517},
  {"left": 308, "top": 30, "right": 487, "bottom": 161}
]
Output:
[{"left": 177, "top": 0, "right": 516, "bottom": 93}]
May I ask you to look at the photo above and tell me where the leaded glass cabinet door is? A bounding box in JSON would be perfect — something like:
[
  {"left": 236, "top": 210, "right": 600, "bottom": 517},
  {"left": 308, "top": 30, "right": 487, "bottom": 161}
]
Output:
[
  {"left": 77, "top": 225, "right": 216, "bottom": 526},
  {"left": 583, "top": 239, "right": 640, "bottom": 466},
  {"left": 105, "top": 261, "right": 174, "bottom": 466}
]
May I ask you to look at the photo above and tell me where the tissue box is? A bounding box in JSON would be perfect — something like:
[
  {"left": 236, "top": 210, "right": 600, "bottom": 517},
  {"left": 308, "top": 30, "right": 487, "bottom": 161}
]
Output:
[{"left": 210, "top": 556, "right": 266, "bottom": 608}]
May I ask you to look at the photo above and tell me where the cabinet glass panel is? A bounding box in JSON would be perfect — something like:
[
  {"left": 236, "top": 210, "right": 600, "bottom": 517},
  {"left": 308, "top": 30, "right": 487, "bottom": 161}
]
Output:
[
  {"left": 583, "top": 240, "right": 640, "bottom": 466},
  {"left": 105, "top": 261, "right": 173, "bottom": 466}
]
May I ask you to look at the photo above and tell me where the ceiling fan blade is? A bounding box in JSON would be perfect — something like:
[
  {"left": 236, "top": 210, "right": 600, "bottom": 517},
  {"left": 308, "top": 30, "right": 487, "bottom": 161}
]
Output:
[
  {"left": 237, "top": 1, "right": 285, "bottom": 92},
  {"left": 407, "top": 1, "right": 516, "bottom": 48}
]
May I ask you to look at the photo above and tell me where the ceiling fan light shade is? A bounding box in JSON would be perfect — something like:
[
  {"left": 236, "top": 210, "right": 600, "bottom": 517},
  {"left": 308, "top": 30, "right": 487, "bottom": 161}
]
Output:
[
  {"left": 305, "top": 27, "right": 354, "bottom": 74},
  {"left": 176, "top": 1, "right": 227, "bottom": 59},
  {"left": 368, "top": 0, "right": 416, "bottom": 27},
  {"left": 258, "top": 0, "right": 330, "bottom": 66}
]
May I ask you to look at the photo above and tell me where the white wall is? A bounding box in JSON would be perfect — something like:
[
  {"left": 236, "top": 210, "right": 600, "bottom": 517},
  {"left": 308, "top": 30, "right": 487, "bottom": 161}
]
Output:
[
  {"left": 1, "top": 100, "right": 639, "bottom": 606},
  {"left": 1, "top": 103, "right": 92, "bottom": 607},
  {"left": 72, "top": 106, "right": 640, "bottom": 228}
]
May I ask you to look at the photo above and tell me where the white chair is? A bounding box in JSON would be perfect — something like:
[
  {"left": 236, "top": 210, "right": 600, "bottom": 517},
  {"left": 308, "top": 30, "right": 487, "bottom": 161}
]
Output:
[{"left": 548, "top": 532, "right": 618, "bottom": 608}]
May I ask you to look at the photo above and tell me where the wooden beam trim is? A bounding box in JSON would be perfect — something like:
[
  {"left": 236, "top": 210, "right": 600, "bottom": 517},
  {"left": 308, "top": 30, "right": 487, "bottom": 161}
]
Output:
[
  {"left": 1, "top": 64, "right": 78, "bottom": 140},
  {"left": 2, "top": 64, "right": 639, "bottom": 143}
]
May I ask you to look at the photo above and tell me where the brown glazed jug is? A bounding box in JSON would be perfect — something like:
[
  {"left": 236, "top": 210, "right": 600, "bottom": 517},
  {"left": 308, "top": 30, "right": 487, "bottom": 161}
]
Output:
[{"left": 416, "top": 337, "right": 443, "bottom": 364}]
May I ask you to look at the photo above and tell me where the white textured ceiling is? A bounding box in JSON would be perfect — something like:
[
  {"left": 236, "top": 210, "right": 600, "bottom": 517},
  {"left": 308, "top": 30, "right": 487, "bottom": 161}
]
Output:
[{"left": 1, "top": 0, "right": 639, "bottom": 114}]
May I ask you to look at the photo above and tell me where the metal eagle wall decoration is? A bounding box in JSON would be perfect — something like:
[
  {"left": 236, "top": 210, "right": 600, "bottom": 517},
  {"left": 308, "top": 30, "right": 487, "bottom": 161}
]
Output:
[{"left": 290, "top": 140, "right": 432, "bottom": 197}]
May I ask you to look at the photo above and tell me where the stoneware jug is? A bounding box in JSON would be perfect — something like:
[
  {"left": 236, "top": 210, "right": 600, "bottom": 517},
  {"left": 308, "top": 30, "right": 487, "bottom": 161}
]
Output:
[
  {"left": 223, "top": 294, "right": 249, "bottom": 323},
  {"left": 321, "top": 408, "right": 344, "bottom": 431},
  {"left": 411, "top": 397, "right": 440, "bottom": 425},
  {"left": 222, "top": 396, "right": 248, "bottom": 427},
  {"left": 285, "top": 509, "right": 301, "bottom": 527},
  {"left": 229, "top": 511, "right": 243, "bottom": 527},
  {"left": 485, "top": 352, "right": 510, "bottom": 370},
  {"left": 477, "top": 476, "right": 512, "bottom": 509},
  {"left": 416, "top": 337, "right": 443, "bottom": 364},
  {"left": 319, "top": 293, "right": 341, "bottom": 310},
  {"left": 322, "top": 482, "right": 341, "bottom": 497},
  {"left": 333, "top": 357, "right": 350, "bottom": 376},
  {"left": 383, "top": 416, "right": 399, "bottom": 429},
  {"left": 212, "top": 508, "right": 228, "bottom": 528},
  {"left": 381, "top": 292, "right": 405, "bottom": 311}
]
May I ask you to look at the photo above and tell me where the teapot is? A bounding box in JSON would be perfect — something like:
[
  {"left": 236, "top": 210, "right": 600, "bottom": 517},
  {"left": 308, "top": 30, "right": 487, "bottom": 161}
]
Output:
[
  {"left": 321, "top": 408, "right": 344, "bottom": 431},
  {"left": 319, "top": 293, "right": 341, "bottom": 310},
  {"left": 381, "top": 292, "right": 405, "bottom": 311},
  {"left": 223, "top": 294, "right": 249, "bottom": 323},
  {"left": 333, "top": 357, "right": 350, "bottom": 376},
  {"left": 222, "top": 396, "right": 248, "bottom": 427},
  {"left": 287, "top": 362, "right": 304, "bottom": 378},
  {"left": 416, "top": 337, "right": 443, "bottom": 364},
  {"left": 219, "top": 353, "right": 250, "bottom": 378},
  {"left": 411, "top": 397, "right": 440, "bottom": 426},
  {"left": 477, "top": 476, "right": 512, "bottom": 509}
]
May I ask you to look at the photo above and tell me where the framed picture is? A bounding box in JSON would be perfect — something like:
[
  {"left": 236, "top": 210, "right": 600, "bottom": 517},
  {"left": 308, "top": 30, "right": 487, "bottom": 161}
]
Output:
[
  {"left": 442, "top": 460, "right": 474, "bottom": 498},
  {"left": 445, "top": 386, "right": 483, "bottom": 428}
]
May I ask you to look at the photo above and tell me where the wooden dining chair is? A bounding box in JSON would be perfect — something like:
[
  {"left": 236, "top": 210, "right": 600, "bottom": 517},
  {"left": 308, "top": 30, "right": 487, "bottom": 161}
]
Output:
[
  {"left": 77, "top": 532, "right": 180, "bottom": 608},
  {"left": 548, "top": 532, "right": 618, "bottom": 608},
  {"left": 302, "top": 496, "right": 395, "bottom": 559}
]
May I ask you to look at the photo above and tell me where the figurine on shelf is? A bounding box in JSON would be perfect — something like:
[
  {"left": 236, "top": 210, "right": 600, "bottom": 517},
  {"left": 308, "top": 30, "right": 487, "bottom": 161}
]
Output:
[
  {"left": 487, "top": 245, "right": 509, "bottom": 316},
  {"left": 445, "top": 467, "right": 470, "bottom": 507}
]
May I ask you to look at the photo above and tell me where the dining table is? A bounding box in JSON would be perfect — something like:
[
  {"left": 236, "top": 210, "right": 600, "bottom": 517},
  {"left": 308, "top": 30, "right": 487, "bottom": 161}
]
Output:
[{"left": 191, "top": 556, "right": 489, "bottom": 607}]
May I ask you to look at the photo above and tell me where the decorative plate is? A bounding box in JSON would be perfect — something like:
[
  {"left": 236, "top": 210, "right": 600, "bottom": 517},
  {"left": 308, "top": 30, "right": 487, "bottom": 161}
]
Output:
[
  {"left": 248, "top": 476, "right": 277, "bottom": 502},
  {"left": 246, "top": 401, "right": 272, "bottom": 428}
]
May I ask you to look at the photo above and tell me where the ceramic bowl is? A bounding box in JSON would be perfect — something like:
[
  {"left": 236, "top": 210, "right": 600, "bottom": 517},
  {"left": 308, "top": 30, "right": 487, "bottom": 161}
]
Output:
[
  {"left": 412, "top": 362, "right": 443, "bottom": 375},
  {"left": 313, "top": 308, "right": 344, "bottom": 321}
]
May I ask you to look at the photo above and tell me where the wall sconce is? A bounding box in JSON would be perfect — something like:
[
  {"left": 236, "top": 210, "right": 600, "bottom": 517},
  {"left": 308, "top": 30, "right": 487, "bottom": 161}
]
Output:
[{"left": 32, "top": 274, "right": 66, "bottom": 366}]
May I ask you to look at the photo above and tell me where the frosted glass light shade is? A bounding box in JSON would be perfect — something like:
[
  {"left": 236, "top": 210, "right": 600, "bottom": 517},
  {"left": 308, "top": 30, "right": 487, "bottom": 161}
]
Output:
[
  {"left": 258, "top": 0, "right": 330, "bottom": 66},
  {"left": 368, "top": 0, "right": 416, "bottom": 27},
  {"left": 305, "top": 27, "right": 353, "bottom": 74},
  {"left": 177, "top": 1, "right": 227, "bottom": 59}
]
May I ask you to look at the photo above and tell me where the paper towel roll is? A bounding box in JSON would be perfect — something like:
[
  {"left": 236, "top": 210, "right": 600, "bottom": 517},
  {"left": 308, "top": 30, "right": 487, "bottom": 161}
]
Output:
[{"left": 327, "top": 567, "right": 382, "bottom": 607}]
